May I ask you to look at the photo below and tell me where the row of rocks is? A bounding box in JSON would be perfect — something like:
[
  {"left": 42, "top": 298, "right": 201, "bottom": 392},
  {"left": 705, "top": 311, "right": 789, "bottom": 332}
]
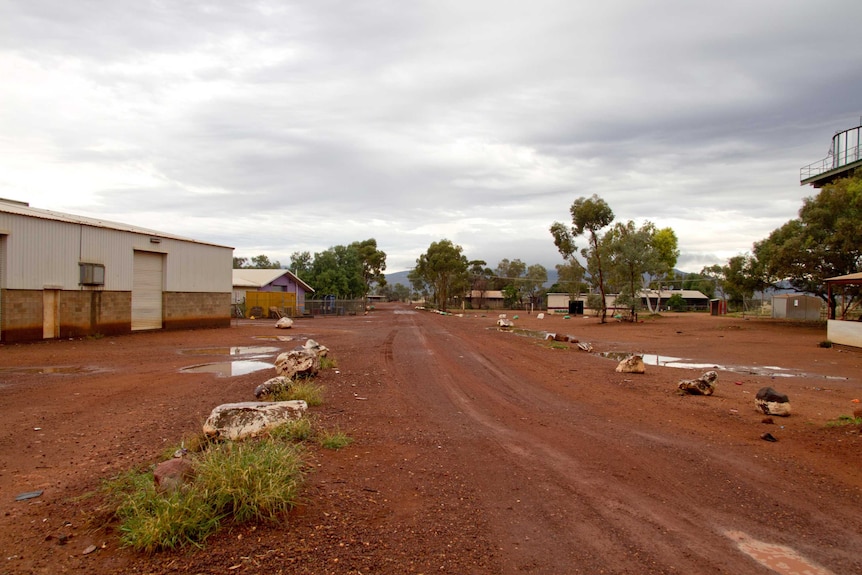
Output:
[
  {"left": 204, "top": 339, "right": 330, "bottom": 439},
  {"left": 613, "top": 355, "right": 792, "bottom": 417},
  {"left": 155, "top": 337, "right": 331, "bottom": 491}
]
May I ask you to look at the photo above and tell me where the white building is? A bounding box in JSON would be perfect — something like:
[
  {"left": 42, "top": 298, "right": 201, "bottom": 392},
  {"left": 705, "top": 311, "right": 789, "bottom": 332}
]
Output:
[{"left": 0, "top": 199, "right": 232, "bottom": 342}]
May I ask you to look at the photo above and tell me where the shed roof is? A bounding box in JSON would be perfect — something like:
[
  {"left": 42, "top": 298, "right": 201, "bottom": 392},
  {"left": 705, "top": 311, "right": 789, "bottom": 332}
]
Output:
[
  {"left": 641, "top": 289, "right": 708, "bottom": 300},
  {"left": 468, "top": 290, "right": 504, "bottom": 299},
  {"left": 0, "top": 198, "right": 232, "bottom": 249},
  {"left": 232, "top": 269, "right": 314, "bottom": 293},
  {"left": 824, "top": 272, "right": 862, "bottom": 284}
]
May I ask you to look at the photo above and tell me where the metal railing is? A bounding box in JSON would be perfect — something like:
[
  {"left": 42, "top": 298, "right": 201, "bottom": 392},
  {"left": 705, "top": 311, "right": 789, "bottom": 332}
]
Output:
[{"left": 800, "top": 144, "right": 862, "bottom": 180}]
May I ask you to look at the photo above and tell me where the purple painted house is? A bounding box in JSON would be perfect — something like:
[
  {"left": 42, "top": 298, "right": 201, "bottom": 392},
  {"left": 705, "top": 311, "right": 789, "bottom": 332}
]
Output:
[{"left": 232, "top": 269, "right": 314, "bottom": 316}]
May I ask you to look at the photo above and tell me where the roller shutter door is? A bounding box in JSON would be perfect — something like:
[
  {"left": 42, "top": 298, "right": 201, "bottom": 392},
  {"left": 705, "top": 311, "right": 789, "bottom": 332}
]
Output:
[{"left": 132, "top": 251, "right": 163, "bottom": 331}]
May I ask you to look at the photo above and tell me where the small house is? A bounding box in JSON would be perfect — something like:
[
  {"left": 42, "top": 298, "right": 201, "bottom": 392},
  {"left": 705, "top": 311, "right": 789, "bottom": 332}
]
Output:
[
  {"left": 465, "top": 289, "right": 505, "bottom": 310},
  {"left": 232, "top": 269, "right": 314, "bottom": 317}
]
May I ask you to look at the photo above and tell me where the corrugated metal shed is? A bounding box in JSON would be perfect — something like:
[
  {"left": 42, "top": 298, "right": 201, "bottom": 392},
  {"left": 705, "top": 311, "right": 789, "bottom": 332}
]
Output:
[{"left": 0, "top": 200, "right": 233, "bottom": 292}]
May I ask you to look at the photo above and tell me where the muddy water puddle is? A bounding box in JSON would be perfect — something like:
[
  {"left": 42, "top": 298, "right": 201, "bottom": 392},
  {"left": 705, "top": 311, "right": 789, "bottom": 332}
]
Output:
[
  {"left": 179, "top": 346, "right": 280, "bottom": 378},
  {"left": 179, "top": 346, "right": 279, "bottom": 356},
  {"left": 599, "top": 351, "right": 847, "bottom": 379},
  {"left": 496, "top": 326, "right": 845, "bottom": 380},
  {"left": 180, "top": 360, "right": 274, "bottom": 378}
]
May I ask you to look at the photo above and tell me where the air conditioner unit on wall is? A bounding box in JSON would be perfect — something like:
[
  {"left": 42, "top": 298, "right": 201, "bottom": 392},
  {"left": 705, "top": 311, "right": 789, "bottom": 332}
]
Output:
[{"left": 79, "top": 262, "right": 105, "bottom": 286}]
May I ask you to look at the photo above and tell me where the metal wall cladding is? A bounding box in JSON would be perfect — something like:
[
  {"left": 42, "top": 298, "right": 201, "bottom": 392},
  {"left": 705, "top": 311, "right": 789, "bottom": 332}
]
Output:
[{"left": 0, "top": 211, "right": 232, "bottom": 293}]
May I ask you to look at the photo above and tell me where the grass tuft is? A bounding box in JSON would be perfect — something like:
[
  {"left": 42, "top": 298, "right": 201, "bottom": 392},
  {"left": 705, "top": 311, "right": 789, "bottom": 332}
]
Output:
[
  {"left": 268, "top": 415, "right": 315, "bottom": 441},
  {"left": 318, "top": 428, "right": 353, "bottom": 450},
  {"left": 272, "top": 380, "right": 324, "bottom": 406},
  {"left": 825, "top": 414, "right": 862, "bottom": 427},
  {"left": 320, "top": 355, "right": 338, "bottom": 370},
  {"left": 104, "top": 439, "right": 305, "bottom": 552}
]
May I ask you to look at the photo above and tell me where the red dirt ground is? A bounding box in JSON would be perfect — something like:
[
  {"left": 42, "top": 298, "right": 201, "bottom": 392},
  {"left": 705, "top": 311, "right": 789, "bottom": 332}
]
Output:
[{"left": 1, "top": 304, "right": 861, "bottom": 575}]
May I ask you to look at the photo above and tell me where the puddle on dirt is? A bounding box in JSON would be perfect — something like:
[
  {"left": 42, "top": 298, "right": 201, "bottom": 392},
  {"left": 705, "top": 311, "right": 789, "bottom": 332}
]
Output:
[
  {"left": 725, "top": 530, "right": 835, "bottom": 575},
  {"left": 179, "top": 346, "right": 279, "bottom": 356},
  {"left": 493, "top": 327, "right": 847, "bottom": 380},
  {"left": 599, "top": 352, "right": 846, "bottom": 379},
  {"left": 252, "top": 335, "right": 300, "bottom": 342},
  {"left": 601, "top": 352, "right": 722, "bottom": 371},
  {"left": 180, "top": 360, "right": 274, "bottom": 378},
  {"left": 488, "top": 326, "right": 552, "bottom": 339},
  {"left": 0, "top": 366, "right": 100, "bottom": 375}
]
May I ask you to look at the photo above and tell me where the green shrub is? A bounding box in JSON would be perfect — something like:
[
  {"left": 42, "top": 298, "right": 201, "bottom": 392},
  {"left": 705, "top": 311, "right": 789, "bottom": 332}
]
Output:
[
  {"left": 825, "top": 414, "right": 862, "bottom": 427},
  {"left": 272, "top": 380, "right": 323, "bottom": 406},
  {"left": 318, "top": 429, "right": 353, "bottom": 450},
  {"left": 268, "top": 416, "right": 314, "bottom": 442},
  {"left": 105, "top": 439, "right": 305, "bottom": 552}
]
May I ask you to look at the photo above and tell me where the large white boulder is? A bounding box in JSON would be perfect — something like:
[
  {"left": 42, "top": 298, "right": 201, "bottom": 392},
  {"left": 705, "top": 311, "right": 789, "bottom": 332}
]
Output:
[
  {"left": 275, "top": 347, "right": 320, "bottom": 378},
  {"left": 203, "top": 401, "right": 308, "bottom": 440}
]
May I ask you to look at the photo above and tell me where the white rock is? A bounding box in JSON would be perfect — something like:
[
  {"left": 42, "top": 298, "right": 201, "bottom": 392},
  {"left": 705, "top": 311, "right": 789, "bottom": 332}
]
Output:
[{"left": 203, "top": 401, "right": 308, "bottom": 440}]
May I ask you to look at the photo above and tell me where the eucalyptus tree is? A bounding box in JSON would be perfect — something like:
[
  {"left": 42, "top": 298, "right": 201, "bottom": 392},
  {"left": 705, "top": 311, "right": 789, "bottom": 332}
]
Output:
[
  {"left": 522, "top": 264, "right": 549, "bottom": 309},
  {"left": 753, "top": 173, "right": 862, "bottom": 318},
  {"left": 350, "top": 238, "right": 387, "bottom": 300},
  {"left": 600, "top": 221, "right": 679, "bottom": 318},
  {"left": 409, "top": 239, "right": 469, "bottom": 310},
  {"left": 551, "top": 194, "right": 615, "bottom": 322}
]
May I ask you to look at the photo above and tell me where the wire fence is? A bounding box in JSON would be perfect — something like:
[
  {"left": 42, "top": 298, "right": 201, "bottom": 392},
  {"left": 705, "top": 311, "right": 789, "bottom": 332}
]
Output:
[{"left": 304, "top": 298, "right": 367, "bottom": 316}]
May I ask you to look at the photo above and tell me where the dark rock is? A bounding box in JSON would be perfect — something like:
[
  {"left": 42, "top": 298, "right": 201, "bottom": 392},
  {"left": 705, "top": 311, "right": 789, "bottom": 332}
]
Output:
[
  {"left": 154, "top": 457, "right": 194, "bottom": 492},
  {"left": 761, "top": 432, "right": 777, "bottom": 442},
  {"left": 755, "top": 387, "right": 791, "bottom": 416}
]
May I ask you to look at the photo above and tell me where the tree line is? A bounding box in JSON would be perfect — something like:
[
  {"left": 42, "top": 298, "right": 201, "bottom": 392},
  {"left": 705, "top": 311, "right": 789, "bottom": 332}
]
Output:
[
  {"left": 699, "top": 171, "right": 862, "bottom": 319},
  {"left": 234, "top": 239, "right": 387, "bottom": 300},
  {"left": 235, "top": 171, "right": 861, "bottom": 318}
]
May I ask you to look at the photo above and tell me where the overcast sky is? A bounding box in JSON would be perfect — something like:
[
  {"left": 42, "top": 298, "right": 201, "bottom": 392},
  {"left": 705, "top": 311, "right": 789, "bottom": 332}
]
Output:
[{"left": 2, "top": 1, "right": 861, "bottom": 274}]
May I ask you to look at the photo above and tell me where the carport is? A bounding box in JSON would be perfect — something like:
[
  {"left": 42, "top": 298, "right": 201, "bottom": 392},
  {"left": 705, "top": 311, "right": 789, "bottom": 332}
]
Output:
[{"left": 824, "top": 272, "right": 862, "bottom": 347}]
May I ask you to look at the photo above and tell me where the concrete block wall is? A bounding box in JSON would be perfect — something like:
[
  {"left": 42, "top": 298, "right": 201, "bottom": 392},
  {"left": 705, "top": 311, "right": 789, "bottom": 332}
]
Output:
[
  {"left": 163, "top": 292, "right": 231, "bottom": 330},
  {"left": 0, "top": 290, "right": 43, "bottom": 342},
  {"left": 59, "top": 291, "right": 131, "bottom": 338},
  {"left": 1, "top": 289, "right": 229, "bottom": 343}
]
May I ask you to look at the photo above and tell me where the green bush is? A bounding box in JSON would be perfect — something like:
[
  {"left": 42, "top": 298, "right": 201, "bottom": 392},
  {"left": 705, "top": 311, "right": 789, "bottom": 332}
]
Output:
[
  {"left": 667, "top": 294, "right": 687, "bottom": 312},
  {"left": 105, "top": 439, "right": 305, "bottom": 552}
]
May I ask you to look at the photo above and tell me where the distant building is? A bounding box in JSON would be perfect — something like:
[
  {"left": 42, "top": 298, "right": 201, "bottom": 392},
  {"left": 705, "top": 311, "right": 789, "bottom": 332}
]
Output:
[
  {"left": 771, "top": 294, "right": 823, "bottom": 321},
  {"left": 0, "top": 199, "right": 232, "bottom": 343},
  {"left": 465, "top": 289, "right": 505, "bottom": 310},
  {"left": 640, "top": 289, "right": 709, "bottom": 311},
  {"left": 232, "top": 269, "right": 314, "bottom": 317},
  {"left": 547, "top": 293, "right": 586, "bottom": 314}
]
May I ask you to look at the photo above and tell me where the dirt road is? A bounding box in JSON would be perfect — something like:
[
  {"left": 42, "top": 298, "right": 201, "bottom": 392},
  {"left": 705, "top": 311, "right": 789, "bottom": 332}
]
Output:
[{"left": 2, "top": 304, "right": 861, "bottom": 574}]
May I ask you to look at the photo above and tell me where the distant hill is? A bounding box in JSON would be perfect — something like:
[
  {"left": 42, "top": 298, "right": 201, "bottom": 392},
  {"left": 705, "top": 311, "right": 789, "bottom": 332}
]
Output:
[{"left": 384, "top": 270, "right": 412, "bottom": 287}]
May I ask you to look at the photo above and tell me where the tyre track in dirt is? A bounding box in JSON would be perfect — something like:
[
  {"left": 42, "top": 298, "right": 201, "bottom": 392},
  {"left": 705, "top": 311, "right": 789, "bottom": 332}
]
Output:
[{"left": 379, "top": 310, "right": 862, "bottom": 574}]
